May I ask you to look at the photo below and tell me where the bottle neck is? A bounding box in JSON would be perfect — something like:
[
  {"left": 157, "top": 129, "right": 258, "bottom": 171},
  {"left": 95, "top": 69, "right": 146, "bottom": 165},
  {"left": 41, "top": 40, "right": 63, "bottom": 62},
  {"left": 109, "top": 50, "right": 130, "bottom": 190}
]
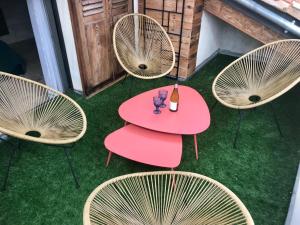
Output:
[{"left": 174, "top": 83, "right": 178, "bottom": 89}]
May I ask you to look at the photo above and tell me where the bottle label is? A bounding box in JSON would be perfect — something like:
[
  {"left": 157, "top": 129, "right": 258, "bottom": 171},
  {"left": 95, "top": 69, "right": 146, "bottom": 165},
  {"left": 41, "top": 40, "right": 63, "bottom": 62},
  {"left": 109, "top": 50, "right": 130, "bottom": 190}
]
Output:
[{"left": 169, "top": 101, "right": 178, "bottom": 111}]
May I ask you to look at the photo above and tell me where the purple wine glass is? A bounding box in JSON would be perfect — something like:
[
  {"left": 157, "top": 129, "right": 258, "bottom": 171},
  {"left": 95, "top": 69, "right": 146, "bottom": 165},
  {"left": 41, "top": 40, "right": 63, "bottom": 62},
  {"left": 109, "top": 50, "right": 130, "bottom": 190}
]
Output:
[
  {"left": 158, "top": 89, "right": 168, "bottom": 108},
  {"left": 153, "top": 96, "right": 162, "bottom": 114}
]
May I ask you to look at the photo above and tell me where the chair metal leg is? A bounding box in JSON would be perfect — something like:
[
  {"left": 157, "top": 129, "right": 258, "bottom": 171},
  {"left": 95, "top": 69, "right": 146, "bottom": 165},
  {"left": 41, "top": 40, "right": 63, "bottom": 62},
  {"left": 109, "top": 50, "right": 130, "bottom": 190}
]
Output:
[
  {"left": 210, "top": 100, "right": 219, "bottom": 126},
  {"left": 15, "top": 139, "right": 22, "bottom": 162},
  {"left": 1, "top": 148, "right": 15, "bottom": 191},
  {"left": 121, "top": 73, "right": 133, "bottom": 99},
  {"left": 121, "top": 73, "right": 129, "bottom": 85},
  {"left": 233, "top": 110, "right": 243, "bottom": 149},
  {"left": 64, "top": 148, "right": 80, "bottom": 189},
  {"left": 128, "top": 76, "right": 133, "bottom": 98},
  {"left": 270, "top": 104, "right": 283, "bottom": 137},
  {"left": 210, "top": 100, "right": 218, "bottom": 113}
]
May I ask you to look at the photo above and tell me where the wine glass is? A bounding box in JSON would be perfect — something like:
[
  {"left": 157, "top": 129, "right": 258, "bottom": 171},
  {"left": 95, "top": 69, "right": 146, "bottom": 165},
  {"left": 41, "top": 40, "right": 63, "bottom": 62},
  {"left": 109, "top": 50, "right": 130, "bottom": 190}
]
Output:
[
  {"left": 153, "top": 96, "right": 162, "bottom": 114},
  {"left": 158, "top": 89, "right": 168, "bottom": 108}
]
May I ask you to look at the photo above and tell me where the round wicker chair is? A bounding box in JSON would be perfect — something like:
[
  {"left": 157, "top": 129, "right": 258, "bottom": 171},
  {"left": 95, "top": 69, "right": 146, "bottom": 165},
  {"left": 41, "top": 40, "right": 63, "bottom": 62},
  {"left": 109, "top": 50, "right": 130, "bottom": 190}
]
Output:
[
  {"left": 212, "top": 39, "right": 300, "bottom": 148},
  {"left": 113, "top": 13, "right": 175, "bottom": 80},
  {"left": 83, "top": 171, "right": 254, "bottom": 225},
  {"left": 213, "top": 39, "right": 300, "bottom": 109},
  {"left": 0, "top": 71, "right": 87, "bottom": 190}
]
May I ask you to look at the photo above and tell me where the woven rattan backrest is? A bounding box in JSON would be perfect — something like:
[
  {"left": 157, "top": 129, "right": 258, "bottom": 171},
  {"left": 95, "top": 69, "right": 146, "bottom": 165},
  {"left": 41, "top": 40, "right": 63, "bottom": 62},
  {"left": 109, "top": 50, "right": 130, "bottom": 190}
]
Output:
[
  {"left": 213, "top": 39, "right": 300, "bottom": 109},
  {"left": 0, "top": 71, "right": 87, "bottom": 144},
  {"left": 84, "top": 171, "right": 254, "bottom": 225},
  {"left": 113, "top": 13, "right": 175, "bottom": 79}
]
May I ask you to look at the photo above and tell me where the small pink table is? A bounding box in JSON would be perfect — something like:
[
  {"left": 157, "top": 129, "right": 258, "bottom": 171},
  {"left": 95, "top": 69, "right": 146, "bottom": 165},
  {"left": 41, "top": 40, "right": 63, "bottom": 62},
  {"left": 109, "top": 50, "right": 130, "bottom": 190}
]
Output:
[
  {"left": 119, "top": 85, "right": 210, "bottom": 159},
  {"left": 104, "top": 124, "right": 182, "bottom": 168}
]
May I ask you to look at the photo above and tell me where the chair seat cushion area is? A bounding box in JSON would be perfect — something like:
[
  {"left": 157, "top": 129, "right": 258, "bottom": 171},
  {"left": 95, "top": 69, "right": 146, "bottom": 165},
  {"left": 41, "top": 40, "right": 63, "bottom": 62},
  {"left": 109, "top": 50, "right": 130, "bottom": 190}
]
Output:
[
  {"left": 212, "top": 39, "right": 300, "bottom": 109},
  {"left": 0, "top": 71, "right": 86, "bottom": 144},
  {"left": 104, "top": 124, "right": 182, "bottom": 168},
  {"left": 83, "top": 171, "right": 254, "bottom": 225},
  {"left": 113, "top": 13, "right": 175, "bottom": 79}
]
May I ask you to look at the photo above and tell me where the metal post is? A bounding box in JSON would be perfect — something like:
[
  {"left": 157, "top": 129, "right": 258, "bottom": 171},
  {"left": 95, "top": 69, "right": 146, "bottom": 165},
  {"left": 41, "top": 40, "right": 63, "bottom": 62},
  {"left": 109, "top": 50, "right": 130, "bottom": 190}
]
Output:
[
  {"left": 210, "top": 100, "right": 218, "bottom": 113},
  {"left": 15, "top": 139, "right": 22, "bottom": 162},
  {"left": 1, "top": 148, "right": 15, "bottom": 191},
  {"left": 233, "top": 110, "right": 243, "bottom": 149},
  {"left": 1, "top": 137, "right": 20, "bottom": 191},
  {"left": 270, "top": 104, "right": 283, "bottom": 137},
  {"left": 210, "top": 100, "right": 219, "bottom": 126},
  {"left": 121, "top": 73, "right": 129, "bottom": 85},
  {"left": 64, "top": 147, "right": 80, "bottom": 189},
  {"left": 128, "top": 76, "right": 134, "bottom": 98}
]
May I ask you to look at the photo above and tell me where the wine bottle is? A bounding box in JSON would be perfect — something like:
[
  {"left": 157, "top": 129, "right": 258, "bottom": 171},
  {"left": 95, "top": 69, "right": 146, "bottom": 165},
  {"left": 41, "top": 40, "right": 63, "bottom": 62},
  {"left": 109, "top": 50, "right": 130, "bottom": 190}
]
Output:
[{"left": 169, "top": 83, "right": 179, "bottom": 112}]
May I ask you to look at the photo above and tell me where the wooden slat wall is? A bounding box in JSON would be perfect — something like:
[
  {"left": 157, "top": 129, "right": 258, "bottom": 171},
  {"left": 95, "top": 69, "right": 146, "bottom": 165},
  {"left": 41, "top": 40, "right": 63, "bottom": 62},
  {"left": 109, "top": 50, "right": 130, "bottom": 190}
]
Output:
[
  {"left": 204, "top": 0, "right": 286, "bottom": 44},
  {"left": 139, "top": 0, "right": 203, "bottom": 79},
  {"left": 68, "top": 0, "right": 132, "bottom": 95}
]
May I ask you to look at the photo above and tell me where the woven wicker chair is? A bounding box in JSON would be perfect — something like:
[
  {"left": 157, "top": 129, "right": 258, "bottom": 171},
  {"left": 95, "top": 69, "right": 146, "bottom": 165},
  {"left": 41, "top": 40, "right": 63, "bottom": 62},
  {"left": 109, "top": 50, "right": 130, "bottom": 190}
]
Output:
[
  {"left": 212, "top": 39, "right": 300, "bottom": 148},
  {"left": 113, "top": 13, "right": 175, "bottom": 81},
  {"left": 83, "top": 171, "right": 254, "bottom": 225},
  {"left": 0, "top": 71, "right": 87, "bottom": 190}
]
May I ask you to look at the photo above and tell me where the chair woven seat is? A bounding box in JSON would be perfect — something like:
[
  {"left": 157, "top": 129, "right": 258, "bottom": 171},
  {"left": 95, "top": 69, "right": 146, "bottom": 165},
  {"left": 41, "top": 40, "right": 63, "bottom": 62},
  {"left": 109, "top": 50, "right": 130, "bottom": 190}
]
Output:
[
  {"left": 83, "top": 171, "right": 254, "bottom": 225},
  {"left": 213, "top": 39, "right": 300, "bottom": 109},
  {"left": 0, "top": 71, "right": 86, "bottom": 144},
  {"left": 113, "top": 13, "right": 175, "bottom": 79}
]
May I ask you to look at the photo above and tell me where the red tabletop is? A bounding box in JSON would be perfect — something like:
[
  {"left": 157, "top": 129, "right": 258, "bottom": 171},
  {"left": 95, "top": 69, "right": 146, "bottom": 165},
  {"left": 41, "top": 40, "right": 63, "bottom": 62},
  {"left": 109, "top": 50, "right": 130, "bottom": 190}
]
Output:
[
  {"left": 104, "top": 124, "right": 182, "bottom": 168},
  {"left": 119, "top": 85, "right": 210, "bottom": 135}
]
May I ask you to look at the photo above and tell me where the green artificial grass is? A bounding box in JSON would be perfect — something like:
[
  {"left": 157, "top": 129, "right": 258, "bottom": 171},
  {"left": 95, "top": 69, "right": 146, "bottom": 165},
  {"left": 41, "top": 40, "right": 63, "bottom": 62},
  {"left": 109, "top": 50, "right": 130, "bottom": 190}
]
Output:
[{"left": 0, "top": 54, "right": 299, "bottom": 225}]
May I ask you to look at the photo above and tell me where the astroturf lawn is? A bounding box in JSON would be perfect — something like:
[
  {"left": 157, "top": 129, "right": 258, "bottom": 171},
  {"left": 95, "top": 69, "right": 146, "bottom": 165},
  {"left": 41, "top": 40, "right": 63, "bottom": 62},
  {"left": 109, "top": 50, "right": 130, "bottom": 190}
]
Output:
[{"left": 0, "top": 54, "right": 299, "bottom": 225}]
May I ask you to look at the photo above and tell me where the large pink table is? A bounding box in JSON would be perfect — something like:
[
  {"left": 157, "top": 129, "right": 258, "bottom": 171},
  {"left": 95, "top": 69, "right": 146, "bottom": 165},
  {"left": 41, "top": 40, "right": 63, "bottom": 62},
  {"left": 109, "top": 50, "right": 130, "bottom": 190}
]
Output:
[{"left": 119, "top": 85, "right": 210, "bottom": 159}]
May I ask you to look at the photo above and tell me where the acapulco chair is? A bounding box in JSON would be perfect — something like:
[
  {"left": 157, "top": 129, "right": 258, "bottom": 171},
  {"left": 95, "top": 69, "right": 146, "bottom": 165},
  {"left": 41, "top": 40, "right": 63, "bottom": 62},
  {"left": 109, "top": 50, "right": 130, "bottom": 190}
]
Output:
[
  {"left": 113, "top": 13, "right": 175, "bottom": 94},
  {"left": 212, "top": 39, "right": 300, "bottom": 148},
  {"left": 83, "top": 171, "right": 254, "bottom": 225},
  {"left": 0, "top": 71, "right": 87, "bottom": 190}
]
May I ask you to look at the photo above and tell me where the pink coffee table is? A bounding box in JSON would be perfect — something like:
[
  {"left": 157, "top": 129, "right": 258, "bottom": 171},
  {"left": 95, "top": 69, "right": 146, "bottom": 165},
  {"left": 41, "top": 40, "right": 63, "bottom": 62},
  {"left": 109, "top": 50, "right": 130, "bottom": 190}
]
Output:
[
  {"left": 119, "top": 85, "right": 210, "bottom": 160},
  {"left": 104, "top": 124, "right": 182, "bottom": 168}
]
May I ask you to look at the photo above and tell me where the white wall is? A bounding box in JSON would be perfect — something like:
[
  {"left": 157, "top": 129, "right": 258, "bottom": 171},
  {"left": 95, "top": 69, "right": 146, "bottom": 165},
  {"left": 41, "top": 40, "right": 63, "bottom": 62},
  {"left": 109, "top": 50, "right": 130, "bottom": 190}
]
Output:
[
  {"left": 0, "top": 0, "right": 33, "bottom": 43},
  {"left": 196, "top": 11, "right": 261, "bottom": 67},
  {"left": 220, "top": 23, "right": 261, "bottom": 56},
  {"left": 27, "top": 0, "right": 67, "bottom": 91},
  {"left": 196, "top": 11, "right": 223, "bottom": 67},
  {"left": 56, "top": 0, "right": 83, "bottom": 92}
]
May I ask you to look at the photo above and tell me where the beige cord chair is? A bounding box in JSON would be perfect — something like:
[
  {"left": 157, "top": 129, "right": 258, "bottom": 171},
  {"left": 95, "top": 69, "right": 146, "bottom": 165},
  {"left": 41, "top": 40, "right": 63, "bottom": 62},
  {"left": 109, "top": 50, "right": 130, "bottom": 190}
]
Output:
[
  {"left": 0, "top": 71, "right": 87, "bottom": 190},
  {"left": 212, "top": 39, "right": 300, "bottom": 148},
  {"left": 83, "top": 171, "right": 254, "bottom": 225},
  {"left": 113, "top": 13, "right": 175, "bottom": 81}
]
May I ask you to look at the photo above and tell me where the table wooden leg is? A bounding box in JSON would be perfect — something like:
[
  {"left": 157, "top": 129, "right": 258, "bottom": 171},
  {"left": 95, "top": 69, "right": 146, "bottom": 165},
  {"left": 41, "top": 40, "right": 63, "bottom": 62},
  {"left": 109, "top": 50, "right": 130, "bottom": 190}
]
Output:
[
  {"left": 106, "top": 151, "right": 112, "bottom": 167},
  {"left": 171, "top": 168, "right": 176, "bottom": 188},
  {"left": 194, "top": 134, "right": 198, "bottom": 160},
  {"left": 124, "top": 121, "right": 131, "bottom": 126}
]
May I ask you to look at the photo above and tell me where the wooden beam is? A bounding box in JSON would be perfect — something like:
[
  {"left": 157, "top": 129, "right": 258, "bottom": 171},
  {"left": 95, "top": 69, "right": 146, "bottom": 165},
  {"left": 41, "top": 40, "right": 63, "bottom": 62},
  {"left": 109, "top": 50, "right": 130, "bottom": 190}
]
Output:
[{"left": 204, "top": 0, "right": 286, "bottom": 44}]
